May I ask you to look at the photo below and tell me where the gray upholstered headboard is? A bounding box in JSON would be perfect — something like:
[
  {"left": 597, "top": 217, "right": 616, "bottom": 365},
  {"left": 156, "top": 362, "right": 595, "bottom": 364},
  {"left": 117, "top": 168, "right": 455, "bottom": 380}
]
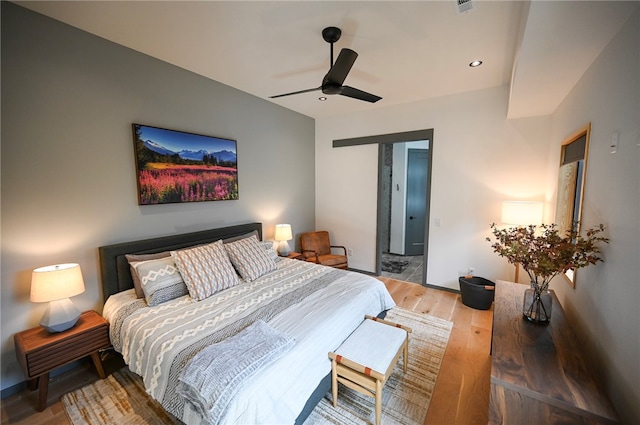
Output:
[{"left": 98, "top": 222, "right": 262, "bottom": 302}]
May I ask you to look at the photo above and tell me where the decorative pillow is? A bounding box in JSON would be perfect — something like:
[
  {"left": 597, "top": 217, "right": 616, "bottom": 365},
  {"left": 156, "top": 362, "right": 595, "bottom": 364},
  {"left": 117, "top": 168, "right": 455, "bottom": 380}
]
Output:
[
  {"left": 132, "top": 256, "right": 188, "bottom": 306},
  {"left": 260, "top": 240, "right": 279, "bottom": 262},
  {"left": 126, "top": 251, "right": 171, "bottom": 298},
  {"left": 225, "top": 235, "right": 277, "bottom": 281},
  {"left": 171, "top": 240, "right": 239, "bottom": 301}
]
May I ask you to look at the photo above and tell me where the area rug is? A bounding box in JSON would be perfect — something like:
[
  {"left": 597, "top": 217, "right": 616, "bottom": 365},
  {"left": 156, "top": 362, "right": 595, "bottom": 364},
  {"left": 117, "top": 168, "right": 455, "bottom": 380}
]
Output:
[
  {"left": 381, "top": 258, "right": 410, "bottom": 274},
  {"left": 62, "top": 308, "right": 452, "bottom": 425},
  {"left": 303, "top": 308, "right": 452, "bottom": 425}
]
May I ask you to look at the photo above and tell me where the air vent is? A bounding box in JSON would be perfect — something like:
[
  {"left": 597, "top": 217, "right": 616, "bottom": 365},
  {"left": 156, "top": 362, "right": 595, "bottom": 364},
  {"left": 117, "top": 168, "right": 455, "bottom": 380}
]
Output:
[{"left": 456, "top": 0, "right": 474, "bottom": 14}]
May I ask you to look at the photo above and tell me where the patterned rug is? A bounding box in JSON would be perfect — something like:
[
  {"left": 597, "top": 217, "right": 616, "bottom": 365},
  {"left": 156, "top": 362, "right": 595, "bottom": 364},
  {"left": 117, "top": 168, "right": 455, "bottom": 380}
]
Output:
[
  {"left": 62, "top": 308, "right": 452, "bottom": 425},
  {"left": 381, "top": 259, "right": 410, "bottom": 274}
]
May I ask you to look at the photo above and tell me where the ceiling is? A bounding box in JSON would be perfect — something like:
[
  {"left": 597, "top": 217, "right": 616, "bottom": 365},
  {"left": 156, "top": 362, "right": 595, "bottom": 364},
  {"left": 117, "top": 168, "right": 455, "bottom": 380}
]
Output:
[{"left": 16, "top": 1, "right": 638, "bottom": 119}]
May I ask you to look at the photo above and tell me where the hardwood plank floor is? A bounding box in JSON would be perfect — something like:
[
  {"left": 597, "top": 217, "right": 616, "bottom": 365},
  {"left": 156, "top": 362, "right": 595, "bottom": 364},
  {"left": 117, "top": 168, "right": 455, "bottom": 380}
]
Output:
[
  {"left": 378, "top": 277, "right": 492, "bottom": 425},
  {"left": 1, "top": 278, "right": 492, "bottom": 425}
]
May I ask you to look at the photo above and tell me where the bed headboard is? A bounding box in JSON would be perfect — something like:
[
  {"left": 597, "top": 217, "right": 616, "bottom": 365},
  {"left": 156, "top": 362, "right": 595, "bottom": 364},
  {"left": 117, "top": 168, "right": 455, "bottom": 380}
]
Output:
[{"left": 98, "top": 222, "right": 263, "bottom": 302}]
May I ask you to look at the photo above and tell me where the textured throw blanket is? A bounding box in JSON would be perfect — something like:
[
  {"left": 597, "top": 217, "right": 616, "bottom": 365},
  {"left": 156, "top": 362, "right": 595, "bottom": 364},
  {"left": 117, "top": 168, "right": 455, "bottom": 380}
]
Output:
[{"left": 177, "top": 320, "right": 295, "bottom": 424}]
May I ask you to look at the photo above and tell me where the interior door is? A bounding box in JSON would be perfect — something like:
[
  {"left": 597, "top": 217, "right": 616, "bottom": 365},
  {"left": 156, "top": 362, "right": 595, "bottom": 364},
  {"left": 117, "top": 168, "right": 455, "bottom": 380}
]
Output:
[{"left": 404, "top": 148, "right": 428, "bottom": 256}]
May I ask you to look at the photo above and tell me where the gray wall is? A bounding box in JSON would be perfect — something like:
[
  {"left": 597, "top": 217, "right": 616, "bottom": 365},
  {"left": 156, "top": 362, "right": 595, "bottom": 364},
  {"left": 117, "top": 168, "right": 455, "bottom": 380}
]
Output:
[
  {"left": 1, "top": 2, "right": 315, "bottom": 391},
  {"left": 549, "top": 9, "right": 639, "bottom": 424}
]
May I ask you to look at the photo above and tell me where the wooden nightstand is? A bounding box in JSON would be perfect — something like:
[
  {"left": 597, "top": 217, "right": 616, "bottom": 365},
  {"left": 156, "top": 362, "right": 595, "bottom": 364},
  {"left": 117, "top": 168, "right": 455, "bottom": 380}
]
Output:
[
  {"left": 14, "top": 310, "right": 111, "bottom": 411},
  {"left": 282, "top": 251, "right": 304, "bottom": 260}
]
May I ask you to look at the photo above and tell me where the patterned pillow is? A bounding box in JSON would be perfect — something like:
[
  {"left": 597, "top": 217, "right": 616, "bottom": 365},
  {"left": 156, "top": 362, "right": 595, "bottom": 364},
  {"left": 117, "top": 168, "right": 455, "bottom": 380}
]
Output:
[
  {"left": 171, "top": 240, "right": 239, "bottom": 301},
  {"left": 126, "top": 251, "right": 171, "bottom": 298},
  {"left": 132, "top": 256, "right": 188, "bottom": 306},
  {"left": 260, "top": 240, "right": 279, "bottom": 262},
  {"left": 225, "top": 235, "right": 277, "bottom": 281}
]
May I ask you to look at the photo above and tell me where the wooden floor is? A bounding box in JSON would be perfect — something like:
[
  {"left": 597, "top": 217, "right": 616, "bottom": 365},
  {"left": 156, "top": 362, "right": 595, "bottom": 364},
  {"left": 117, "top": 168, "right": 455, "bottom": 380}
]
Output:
[{"left": 1, "top": 278, "right": 492, "bottom": 425}]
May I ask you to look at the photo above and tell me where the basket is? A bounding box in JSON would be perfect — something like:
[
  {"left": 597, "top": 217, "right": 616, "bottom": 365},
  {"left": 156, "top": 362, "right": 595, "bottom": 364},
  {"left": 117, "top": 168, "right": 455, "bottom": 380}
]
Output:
[{"left": 458, "top": 276, "right": 495, "bottom": 310}]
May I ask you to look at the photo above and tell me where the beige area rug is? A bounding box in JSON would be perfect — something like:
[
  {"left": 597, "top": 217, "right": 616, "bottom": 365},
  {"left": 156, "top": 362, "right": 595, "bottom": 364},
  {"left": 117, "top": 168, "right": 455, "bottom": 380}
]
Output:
[
  {"left": 62, "top": 308, "right": 452, "bottom": 425},
  {"left": 303, "top": 308, "right": 452, "bottom": 425}
]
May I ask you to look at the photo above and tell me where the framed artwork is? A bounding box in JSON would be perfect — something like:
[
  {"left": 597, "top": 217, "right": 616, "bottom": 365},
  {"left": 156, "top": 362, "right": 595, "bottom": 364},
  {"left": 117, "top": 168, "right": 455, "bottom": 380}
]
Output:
[{"left": 132, "top": 124, "right": 238, "bottom": 205}]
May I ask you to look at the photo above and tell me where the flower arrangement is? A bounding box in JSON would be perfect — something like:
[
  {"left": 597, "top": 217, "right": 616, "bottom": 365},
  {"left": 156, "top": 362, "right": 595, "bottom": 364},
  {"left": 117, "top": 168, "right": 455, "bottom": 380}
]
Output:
[{"left": 487, "top": 223, "right": 609, "bottom": 291}]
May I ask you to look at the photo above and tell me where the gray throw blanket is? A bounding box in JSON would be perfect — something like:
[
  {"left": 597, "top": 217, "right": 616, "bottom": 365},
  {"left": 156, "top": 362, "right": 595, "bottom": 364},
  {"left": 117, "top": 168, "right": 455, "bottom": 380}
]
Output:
[{"left": 177, "top": 320, "right": 295, "bottom": 424}]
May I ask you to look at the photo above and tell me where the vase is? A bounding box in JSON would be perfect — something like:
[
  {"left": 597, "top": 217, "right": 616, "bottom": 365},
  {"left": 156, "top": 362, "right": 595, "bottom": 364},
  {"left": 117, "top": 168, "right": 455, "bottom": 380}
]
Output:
[{"left": 522, "top": 285, "right": 552, "bottom": 323}]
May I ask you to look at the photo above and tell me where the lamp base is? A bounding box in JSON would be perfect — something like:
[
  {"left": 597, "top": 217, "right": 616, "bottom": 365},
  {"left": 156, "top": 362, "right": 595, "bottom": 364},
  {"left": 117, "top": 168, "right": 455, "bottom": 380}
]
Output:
[
  {"left": 40, "top": 298, "right": 81, "bottom": 333},
  {"left": 277, "top": 240, "right": 291, "bottom": 257}
]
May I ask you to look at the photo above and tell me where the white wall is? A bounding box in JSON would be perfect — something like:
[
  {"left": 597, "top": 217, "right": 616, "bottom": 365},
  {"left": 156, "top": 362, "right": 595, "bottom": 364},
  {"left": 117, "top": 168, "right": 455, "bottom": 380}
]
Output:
[
  {"left": 1, "top": 3, "right": 315, "bottom": 391},
  {"left": 316, "top": 86, "right": 552, "bottom": 289},
  {"left": 547, "top": 9, "right": 639, "bottom": 424}
]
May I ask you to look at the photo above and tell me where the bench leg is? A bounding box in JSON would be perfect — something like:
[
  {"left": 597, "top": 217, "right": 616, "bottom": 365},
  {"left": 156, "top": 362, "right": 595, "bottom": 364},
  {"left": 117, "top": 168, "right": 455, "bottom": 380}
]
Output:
[
  {"left": 403, "top": 338, "right": 409, "bottom": 372},
  {"left": 331, "top": 358, "right": 338, "bottom": 408},
  {"left": 375, "top": 379, "right": 382, "bottom": 425}
]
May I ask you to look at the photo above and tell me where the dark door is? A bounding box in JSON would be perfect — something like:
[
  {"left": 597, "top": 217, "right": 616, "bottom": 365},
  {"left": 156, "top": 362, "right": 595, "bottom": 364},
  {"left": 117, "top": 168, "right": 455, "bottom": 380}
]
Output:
[{"left": 405, "top": 149, "right": 428, "bottom": 256}]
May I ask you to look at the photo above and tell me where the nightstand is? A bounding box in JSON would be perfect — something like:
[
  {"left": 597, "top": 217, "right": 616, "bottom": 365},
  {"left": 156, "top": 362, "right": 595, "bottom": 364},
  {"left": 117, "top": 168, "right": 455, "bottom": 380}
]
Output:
[
  {"left": 283, "top": 251, "right": 304, "bottom": 260},
  {"left": 14, "top": 310, "right": 111, "bottom": 411}
]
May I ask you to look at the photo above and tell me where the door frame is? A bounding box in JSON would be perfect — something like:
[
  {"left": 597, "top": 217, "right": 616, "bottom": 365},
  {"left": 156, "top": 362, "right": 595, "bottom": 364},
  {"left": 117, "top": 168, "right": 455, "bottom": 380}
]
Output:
[{"left": 333, "top": 129, "right": 433, "bottom": 285}]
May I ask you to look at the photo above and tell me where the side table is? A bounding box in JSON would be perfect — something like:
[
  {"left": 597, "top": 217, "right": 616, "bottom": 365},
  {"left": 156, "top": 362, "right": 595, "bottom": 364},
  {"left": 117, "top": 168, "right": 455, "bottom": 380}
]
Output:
[
  {"left": 282, "top": 251, "right": 305, "bottom": 260},
  {"left": 14, "top": 310, "right": 111, "bottom": 411}
]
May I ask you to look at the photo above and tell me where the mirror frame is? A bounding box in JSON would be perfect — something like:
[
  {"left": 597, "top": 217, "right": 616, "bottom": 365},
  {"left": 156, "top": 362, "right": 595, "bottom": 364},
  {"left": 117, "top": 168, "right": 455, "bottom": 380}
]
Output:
[{"left": 555, "top": 123, "right": 591, "bottom": 287}]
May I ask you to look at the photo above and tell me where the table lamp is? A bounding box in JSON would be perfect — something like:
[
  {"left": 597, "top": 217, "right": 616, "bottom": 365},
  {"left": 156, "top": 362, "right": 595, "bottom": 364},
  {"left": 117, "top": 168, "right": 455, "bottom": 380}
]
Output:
[
  {"left": 30, "top": 263, "right": 86, "bottom": 332},
  {"left": 274, "top": 224, "right": 293, "bottom": 256},
  {"left": 501, "top": 201, "right": 544, "bottom": 282}
]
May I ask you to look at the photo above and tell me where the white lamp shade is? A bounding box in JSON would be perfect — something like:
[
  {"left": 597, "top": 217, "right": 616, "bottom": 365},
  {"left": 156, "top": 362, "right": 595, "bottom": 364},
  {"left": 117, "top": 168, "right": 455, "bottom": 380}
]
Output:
[
  {"left": 31, "top": 263, "right": 85, "bottom": 303},
  {"left": 501, "top": 201, "right": 544, "bottom": 226},
  {"left": 274, "top": 224, "right": 293, "bottom": 241}
]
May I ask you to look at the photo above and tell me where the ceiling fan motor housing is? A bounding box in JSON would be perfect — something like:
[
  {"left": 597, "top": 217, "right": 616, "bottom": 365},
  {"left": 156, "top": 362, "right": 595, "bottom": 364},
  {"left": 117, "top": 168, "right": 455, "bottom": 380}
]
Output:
[{"left": 322, "top": 26, "right": 342, "bottom": 44}]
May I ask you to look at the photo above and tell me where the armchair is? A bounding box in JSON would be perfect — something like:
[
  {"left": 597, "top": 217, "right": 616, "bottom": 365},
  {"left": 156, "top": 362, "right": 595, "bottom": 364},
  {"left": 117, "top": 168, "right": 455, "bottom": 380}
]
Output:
[{"left": 299, "top": 231, "right": 348, "bottom": 270}]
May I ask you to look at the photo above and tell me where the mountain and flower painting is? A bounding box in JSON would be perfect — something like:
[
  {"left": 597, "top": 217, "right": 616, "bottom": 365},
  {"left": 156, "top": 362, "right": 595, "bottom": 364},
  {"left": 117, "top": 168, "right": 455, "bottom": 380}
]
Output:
[{"left": 132, "top": 124, "right": 238, "bottom": 205}]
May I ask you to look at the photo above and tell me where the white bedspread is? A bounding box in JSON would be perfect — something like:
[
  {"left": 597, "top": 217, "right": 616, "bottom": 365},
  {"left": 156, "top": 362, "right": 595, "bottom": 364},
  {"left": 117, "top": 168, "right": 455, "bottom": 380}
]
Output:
[{"left": 104, "top": 259, "right": 395, "bottom": 424}]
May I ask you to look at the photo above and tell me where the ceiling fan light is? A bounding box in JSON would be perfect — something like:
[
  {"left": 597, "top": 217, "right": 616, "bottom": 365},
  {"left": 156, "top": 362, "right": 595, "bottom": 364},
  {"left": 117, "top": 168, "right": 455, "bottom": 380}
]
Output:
[{"left": 319, "top": 96, "right": 327, "bottom": 101}]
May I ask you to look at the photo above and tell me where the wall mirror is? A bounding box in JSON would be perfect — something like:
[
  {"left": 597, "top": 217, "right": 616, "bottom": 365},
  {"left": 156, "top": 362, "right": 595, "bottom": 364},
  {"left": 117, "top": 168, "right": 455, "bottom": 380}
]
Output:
[{"left": 555, "top": 123, "right": 591, "bottom": 287}]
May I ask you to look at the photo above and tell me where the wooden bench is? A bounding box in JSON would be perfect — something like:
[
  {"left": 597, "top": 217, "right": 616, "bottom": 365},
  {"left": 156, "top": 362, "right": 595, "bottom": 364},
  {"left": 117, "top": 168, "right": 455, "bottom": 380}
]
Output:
[{"left": 328, "top": 315, "right": 411, "bottom": 425}]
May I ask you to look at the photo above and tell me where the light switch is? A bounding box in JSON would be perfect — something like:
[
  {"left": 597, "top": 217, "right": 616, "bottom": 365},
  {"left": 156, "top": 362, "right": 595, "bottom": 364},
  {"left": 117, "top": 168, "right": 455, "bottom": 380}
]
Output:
[{"left": 611, "top": 131, "right": 619, "bottom": 154}]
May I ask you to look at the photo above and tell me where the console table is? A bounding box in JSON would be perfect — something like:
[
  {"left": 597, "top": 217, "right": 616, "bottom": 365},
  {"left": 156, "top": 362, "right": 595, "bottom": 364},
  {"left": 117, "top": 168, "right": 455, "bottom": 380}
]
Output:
[{"left": 489, "top": 280, "right": 619, "bottom": 424}]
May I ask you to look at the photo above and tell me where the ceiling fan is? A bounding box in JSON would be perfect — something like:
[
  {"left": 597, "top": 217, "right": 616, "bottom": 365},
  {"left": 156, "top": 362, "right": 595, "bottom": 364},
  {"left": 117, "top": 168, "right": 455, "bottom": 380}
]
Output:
[{"left": 270, "top": 27, "right": 382, "bottom": 103}]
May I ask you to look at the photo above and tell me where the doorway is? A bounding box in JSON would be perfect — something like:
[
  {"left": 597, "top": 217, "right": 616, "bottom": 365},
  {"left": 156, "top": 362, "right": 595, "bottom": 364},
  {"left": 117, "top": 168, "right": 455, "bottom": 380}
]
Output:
[
  {"left": 332, "top": 128, "right": 433, "bottom": 285},
  {"left": 379, "top": 141, "right": 430, "bottom": 284}
]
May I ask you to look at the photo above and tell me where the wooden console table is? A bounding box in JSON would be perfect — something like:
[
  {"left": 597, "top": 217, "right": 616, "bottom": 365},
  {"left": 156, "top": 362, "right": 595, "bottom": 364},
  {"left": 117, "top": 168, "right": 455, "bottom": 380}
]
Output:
[{"left": 489, "top": 280, "right": 619, "bottom": 424}]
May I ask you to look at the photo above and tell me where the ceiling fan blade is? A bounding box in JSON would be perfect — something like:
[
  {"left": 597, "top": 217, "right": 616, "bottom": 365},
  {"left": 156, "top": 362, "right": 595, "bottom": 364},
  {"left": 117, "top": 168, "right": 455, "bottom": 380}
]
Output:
[
  {"left": 270, "top": 87, "right": 321, "bottom": 99},
  {"left": 323, "top": 48, "right": 358, "bottom": 86},
  {"left": 340, "top": 86, "right": 382, "bottom": 103}
]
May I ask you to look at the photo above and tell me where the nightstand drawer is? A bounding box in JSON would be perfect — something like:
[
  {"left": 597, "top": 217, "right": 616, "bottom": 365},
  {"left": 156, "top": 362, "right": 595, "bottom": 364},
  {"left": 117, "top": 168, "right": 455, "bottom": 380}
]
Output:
[{"left": 25, "top": 326, "right": 109, "bottom": 377}]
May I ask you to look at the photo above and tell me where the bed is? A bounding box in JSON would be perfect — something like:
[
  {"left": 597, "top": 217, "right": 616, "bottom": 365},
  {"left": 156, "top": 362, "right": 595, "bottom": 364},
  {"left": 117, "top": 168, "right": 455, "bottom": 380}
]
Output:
[{"left": 98, "top": 222, "right": 396, "bottom": 424}]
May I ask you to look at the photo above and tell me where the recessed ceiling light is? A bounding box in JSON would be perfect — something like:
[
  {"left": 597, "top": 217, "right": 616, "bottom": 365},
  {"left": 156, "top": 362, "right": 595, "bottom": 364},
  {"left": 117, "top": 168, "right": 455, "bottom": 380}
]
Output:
[
  {"left": 469, "top": 60, "right": 483, "bottom": 67},
  {"left": 319, "top": 96, "right": 327, "bottom": 101}
]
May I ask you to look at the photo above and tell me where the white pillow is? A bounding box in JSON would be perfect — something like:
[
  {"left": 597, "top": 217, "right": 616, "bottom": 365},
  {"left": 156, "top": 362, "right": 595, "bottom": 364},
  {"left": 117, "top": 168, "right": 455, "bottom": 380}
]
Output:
[
  {"left": 132, "top": 256, "right": 188, "bottom": 306},
  {"left": 171, "top": 240, "right": 239, "bottom": 301},
  {"left": 225, "top": 235, "right": 277, "bottom": 281}
]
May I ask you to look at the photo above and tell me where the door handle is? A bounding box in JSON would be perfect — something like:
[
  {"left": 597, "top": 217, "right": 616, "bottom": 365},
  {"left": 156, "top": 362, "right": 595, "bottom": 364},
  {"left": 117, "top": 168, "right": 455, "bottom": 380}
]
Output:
[{"left": 409, "top": 216, "right": 415, "bottom": 220}]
